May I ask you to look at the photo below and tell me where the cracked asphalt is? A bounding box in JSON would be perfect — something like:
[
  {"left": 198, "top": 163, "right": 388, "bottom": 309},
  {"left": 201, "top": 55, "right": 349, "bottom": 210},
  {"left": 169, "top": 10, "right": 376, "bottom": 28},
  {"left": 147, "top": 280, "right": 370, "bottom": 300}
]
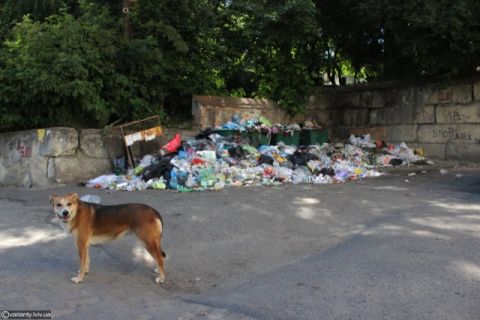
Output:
[{"left": 0, "top": 164, "right": 479, "bottom": 319}]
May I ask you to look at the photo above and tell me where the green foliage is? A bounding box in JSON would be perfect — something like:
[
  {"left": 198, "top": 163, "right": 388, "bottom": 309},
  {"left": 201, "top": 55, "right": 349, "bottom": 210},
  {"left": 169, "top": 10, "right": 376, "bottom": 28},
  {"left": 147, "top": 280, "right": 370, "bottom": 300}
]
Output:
[
  {"left": 323, "top": 0, "right": 480, "bottom": 80},
  {"left": 0, "top": 0, "right": 479, "bottom": 131},
  {"left": 220, "top": 0, "right": 322, "bottom": 114},
  {"left": 0, "top": 2, "right": 169, "bottom": 131},
  {"left": 128, "top": 0, "right": 227, "bottom": 119}
]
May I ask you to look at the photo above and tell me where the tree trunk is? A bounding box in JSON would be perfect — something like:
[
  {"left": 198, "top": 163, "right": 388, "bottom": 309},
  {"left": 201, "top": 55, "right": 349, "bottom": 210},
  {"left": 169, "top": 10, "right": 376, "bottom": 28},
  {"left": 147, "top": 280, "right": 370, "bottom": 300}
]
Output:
[{"left": 122, "top": 0, "right": 133, "bottom": 39}]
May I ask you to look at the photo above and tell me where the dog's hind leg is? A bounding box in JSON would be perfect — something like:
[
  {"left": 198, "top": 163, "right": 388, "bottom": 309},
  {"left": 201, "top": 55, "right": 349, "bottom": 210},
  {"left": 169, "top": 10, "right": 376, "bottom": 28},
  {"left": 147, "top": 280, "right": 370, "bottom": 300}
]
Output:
[
  {"left": 144, "top": 240, "right": 166, "bottom": 284},
  {"left": 135, "top": 215, "right": 166, "bottom": 284}
]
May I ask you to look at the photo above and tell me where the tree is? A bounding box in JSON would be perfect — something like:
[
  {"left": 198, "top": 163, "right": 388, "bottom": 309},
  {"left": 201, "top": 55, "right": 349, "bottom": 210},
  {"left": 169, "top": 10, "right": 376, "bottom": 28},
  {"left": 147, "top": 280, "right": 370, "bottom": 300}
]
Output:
[
  {"left": 0, "top": 2, "right": 167, "bottom": 131},
  {"left": 322, "top": 0, "right": 480, "bottom": 80},
  {"left": 1, "top": 0, "right": 480, "bottom": 131},
  {"left": 220, "top": 0, "right": 325, "bottom": 113}
]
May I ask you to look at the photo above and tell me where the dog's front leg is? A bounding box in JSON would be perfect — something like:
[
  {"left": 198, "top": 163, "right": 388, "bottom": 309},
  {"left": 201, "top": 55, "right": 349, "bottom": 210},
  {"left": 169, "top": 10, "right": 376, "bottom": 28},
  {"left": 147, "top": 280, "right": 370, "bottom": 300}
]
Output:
[{"left": 71, "top": 238, "right": 89, "bottom": 284}]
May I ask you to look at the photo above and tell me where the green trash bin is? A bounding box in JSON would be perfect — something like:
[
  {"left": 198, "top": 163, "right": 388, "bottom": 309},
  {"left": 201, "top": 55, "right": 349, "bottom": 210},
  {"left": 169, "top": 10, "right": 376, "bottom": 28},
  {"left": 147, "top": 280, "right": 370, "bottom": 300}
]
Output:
[
  {"left": 300, "top": 128, "right": 328, "bottom": 145},
  {"left": 213, "top": 129, "right": 248, "bottom": 138},
  {"left": 274, "top": 130, "right": 300, "bottom": 146},
  {"left": 250, "top": 131, "right": 272, "bottom": 146}
]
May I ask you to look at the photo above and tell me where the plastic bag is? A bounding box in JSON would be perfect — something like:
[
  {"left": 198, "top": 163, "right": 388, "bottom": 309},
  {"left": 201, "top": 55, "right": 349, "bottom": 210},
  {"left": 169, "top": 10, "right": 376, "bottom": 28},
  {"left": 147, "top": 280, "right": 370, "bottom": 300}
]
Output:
[
  {"left": 86, "top": 175, "right": 118, "bottom": 189},
  {"left": 169, "top": 168, "right": 178, "bottom": 189},
  {"left": 80, "top": 194, "right": 101, "bottom": 204},
  {"left": 162, "top": 134, "right": 182, "bottom": 153},
  {"left": 197, "top": 150, "right": 217, "bottom": 163},
  {"left": 199, "top": 167, "right": 217, "bottom": 188}
]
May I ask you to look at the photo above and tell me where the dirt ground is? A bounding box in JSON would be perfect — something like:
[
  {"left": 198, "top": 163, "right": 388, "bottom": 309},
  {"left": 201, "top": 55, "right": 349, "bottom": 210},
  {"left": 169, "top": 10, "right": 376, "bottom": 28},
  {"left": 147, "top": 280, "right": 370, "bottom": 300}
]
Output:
[{"left": 0, "top": 163, "right": 479, "bottom": 319}]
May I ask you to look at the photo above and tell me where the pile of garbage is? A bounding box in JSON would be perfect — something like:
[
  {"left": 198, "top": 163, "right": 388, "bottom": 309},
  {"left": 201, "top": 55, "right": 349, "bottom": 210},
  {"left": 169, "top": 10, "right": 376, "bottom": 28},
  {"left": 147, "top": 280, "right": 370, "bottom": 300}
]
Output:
[
  {"left": 219, "top": 114, "right": 305, "bottom": 134},
  {"left": 85, "top": 129, "right": 427, "bottom": 192}
]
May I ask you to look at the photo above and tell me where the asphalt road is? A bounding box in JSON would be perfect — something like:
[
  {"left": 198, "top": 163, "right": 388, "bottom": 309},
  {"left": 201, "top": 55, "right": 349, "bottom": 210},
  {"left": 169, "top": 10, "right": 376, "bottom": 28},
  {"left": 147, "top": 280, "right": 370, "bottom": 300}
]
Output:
[{"left": 0, "top": 165, "right": 479, "bottom": 320}]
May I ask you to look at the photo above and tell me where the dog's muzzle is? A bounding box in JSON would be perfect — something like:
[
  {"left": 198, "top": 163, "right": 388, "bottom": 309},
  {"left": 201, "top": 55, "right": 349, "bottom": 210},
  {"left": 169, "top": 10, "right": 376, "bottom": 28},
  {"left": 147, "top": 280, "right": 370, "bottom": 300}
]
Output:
[{"left": 59, "top": 210, "right": 70, "bottom": 223}]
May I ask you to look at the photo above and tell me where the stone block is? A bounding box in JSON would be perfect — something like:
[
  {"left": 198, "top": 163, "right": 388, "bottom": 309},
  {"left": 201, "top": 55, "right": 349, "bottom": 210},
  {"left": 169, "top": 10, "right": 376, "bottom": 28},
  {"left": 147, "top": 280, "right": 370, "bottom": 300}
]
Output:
[
  {"left": 80, "top": 129, "right": 124, "bottom": 159},
  {"left": 418, "top": 124, "right": 480, "bottom": 144},
  {"left": 386, "top": 106, "right": 416, "bottom": 125},
  {"left": 80, "top": 129, "right": 108, "bottom": 159},
  {"left": 385, "top": 125, "right": 418, "bottom": 142},
  {"left": 427, "top": 84, "right": 472, "bottom": 105},
  {"left": 388, "top": 87, "right": 416, "bottom": 109},
  {"left": 475, "top": 81, "right": 480, "bottom": 101},
  {"left": 0, "top": 129, "right": 52, "bottom": 187},
  {"left": 416, "top": 85, "right": 436, "bottom": 107},
  {"left": 307, "top": 90, "right": 331, "bottom": 109},
  {"left": 356, "top": 90, "right": 386, "bottom": 109},
  {"left": 192, "top": 95, "right": 288, "bottom": 128},
  {"left": 436, "top": 104, "right": 480, "bottom": 124},
  {"left": 329, "top": 127, "right": 350, "bottom": 140},
  {"left": 369, "top": 108, "right": 387, "bottom": 125},
  {"left": 333, "top": 90, "right": 386, "bottom": 110},
  {"left": 38, "top": 128, "right": 78, "bottom": 156},
  {"left": 371, "top": 104, "right": 419, "bottom": 126},
  {"left": 343, "top": 109, "right": 369, "bottom": 126},
  {"left": 446, "top": 142, "right": 480, "bottom": 161},
  {"left": 48, "top": 155, "right": 112, "bottom": 184},
  {"left": 0, "top": 157, "right": 49, "bottom": 187},
  {"left": 413, "top": 105, "right": 435, "bottom": 124},
  {"left": 309, "top": 110, "right": 343, "bottom": 126}
]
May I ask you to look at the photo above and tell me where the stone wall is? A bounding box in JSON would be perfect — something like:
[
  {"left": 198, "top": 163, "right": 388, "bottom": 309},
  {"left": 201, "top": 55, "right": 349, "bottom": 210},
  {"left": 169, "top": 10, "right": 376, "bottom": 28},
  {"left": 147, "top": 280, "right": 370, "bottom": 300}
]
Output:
[
  {"left": 0, "top": 128, "right": 124, "bottom": 187},
  {"left": 192, "top": 95, "right": 304, "bottom": 128},
  {"left": 192, "top": 78, "right": 480, "bottom": 161},
  {"left": 0, "top": 126, "right": 199, "bottom": 188},
  {"left": 308, "top": 79, "right": 480, "bottom": 160}
]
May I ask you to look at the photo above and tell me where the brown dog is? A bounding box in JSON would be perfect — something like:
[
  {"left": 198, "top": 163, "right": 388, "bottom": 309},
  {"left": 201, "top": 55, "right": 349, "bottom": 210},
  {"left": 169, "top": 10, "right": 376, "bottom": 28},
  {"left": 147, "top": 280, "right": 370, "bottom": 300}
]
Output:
[{"left": 49, "top": 193, "right": 166, "bottom": 284}]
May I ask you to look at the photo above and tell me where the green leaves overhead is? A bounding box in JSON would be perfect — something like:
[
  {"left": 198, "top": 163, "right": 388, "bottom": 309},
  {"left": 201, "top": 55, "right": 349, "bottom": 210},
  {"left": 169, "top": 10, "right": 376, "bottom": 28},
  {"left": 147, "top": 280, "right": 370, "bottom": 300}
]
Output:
[{"left": 0, "top": 0, "right": 479, "bottom": 131}]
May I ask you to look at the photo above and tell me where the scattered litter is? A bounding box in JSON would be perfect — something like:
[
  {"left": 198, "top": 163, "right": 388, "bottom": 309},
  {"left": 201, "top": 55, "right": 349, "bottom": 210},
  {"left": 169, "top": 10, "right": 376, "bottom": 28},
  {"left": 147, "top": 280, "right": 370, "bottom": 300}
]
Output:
[
  {"left": 408, "top": 172, "right": 416, "bottom": 176},
  {"left": 456, "top": 174, "right": 464, "bottom": 178},
  {"left": 80, "top": 194, "right": 101, "bottom": 204},
  {"left": 440, "top": 169, "right": 448, "bottom": 175},
  {"left": 84, "top": 118, "right": 430, "bottom": 192}
]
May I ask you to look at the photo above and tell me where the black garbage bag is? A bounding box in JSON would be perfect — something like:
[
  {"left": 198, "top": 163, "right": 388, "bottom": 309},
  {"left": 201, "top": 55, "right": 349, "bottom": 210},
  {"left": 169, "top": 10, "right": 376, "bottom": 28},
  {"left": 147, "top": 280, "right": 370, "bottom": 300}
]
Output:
[
  {"left": 287, "top": 151, "right": 319, "bottom": 166},
  {"left": 389, "top": 158, "right": 403, "bottom": 167},
  {"left": 258, "top": 154, "right": 274, "bottom": 165},
  {"left": 141, "top": 157, "right": 173, "bottom": 181},
  {"left": 320, "top": 167, "right": 335, "bottom": 176},
  {"left": 229, "top": 145, "right": 246, "bottom": 160},
  {"left": 195, "top": 128, "right": 215, "bottom": 140}
]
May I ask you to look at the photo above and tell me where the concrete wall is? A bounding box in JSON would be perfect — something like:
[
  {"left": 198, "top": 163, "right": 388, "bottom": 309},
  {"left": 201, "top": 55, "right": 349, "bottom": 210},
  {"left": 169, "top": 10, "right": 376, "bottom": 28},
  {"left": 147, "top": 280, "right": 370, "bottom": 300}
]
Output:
[
  {"left": 308, "top": 79, "right": 480, "bottom": 160},
  {"left": 0, "top": 126, "right": 199, "bottom": 188},
  {"left": 0, "top": 128, "right": 123, "bottom": 187},
  {"left": 192, "top": 78, "right": 480, "bottom": 161},
  {"left": 192, "top": 95, "right": 304, "bottom": 128}
]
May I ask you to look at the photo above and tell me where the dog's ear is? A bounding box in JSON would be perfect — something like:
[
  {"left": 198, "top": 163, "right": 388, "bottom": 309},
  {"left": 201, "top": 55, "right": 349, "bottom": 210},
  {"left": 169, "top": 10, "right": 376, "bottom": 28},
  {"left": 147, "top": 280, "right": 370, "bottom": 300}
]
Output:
[
  {"left": 49, "top": 194, "right": 57, "bottom": 204},
  {"left": 68, "top": 193, "right": 79, "bottom": 202}
]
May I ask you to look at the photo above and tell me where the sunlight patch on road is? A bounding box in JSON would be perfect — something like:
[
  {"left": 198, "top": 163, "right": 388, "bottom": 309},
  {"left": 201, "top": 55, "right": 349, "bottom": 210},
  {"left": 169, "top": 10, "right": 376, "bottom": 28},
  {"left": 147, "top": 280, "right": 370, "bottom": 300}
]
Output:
[
  {"left": 295, "top": 207, "right": 332, "bottom": 220},
  {"left": 373, "top": 186, "right": 408, "bottom": 191},
  {"left": 428, "top": 201, "right": 480, "bottom": 212},
  {"left": 450, "top": 260, "right": 480, "bottom": 281},
  {"left": 362, "top": 223, "right": 451, "bottom": 240},
  {"left": 0, "top": 227, "right": 67, "bottom": 251},
  {"left": 408, "top": 216, "right": 480, "bottom": 233},
  {"left": 292, "top": 197, "right": 320, "bottom": 205},
  {"left": 132, "top": 243, "right": 155, "bottom": 266}
]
